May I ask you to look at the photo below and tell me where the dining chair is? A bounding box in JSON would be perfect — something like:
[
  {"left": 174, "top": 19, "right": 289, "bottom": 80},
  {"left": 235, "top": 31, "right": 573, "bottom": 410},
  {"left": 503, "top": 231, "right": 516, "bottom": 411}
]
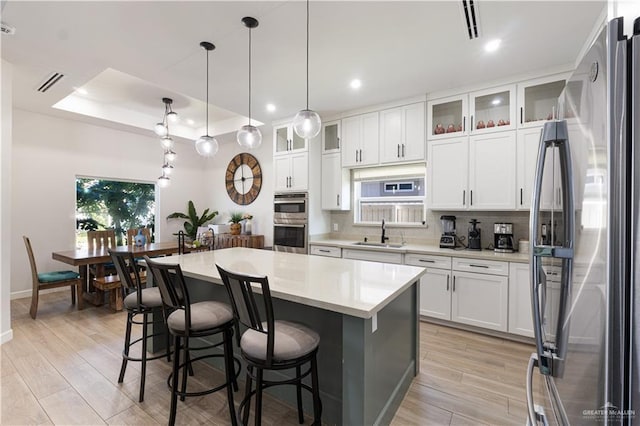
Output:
[
  {"left": 23, "top": 236, "right": 84, "bottom": 319},
  {"left": 216, "top": 264, "right": 322, "bottom": 425},
  {"left": 125, "top": 228, "right": 152, "bottom": 246},
  {"left": 109, "top": 249, "right": 169, "bottom": 402},
  {"left": 87, "top": 229, "right": 117, "bottom": 279},
  {"left": 145, "top": 256, "right": 239, "bottom": 426}
]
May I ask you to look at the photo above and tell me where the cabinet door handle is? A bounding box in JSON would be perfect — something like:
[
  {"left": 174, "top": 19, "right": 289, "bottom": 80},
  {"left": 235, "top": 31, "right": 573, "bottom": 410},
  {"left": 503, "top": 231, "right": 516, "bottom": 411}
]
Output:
[
  {"left": 453, "top": 276, "right": 456, "bottom": 292},
  {"left": 471, "top": 115, "right": 474, "bottom": 131},
  {"left": 337, "top": 137, "right": 340, "bottom": 149},
  {"left": 520, "top": 188, "right": 524, "bottom": 205},
  {"left": 470, "top": 190, "right": 473, "bottom": 206},
  {"left": 397, "top": 144, "right": 400, "bottom": 158},
  {"left": 319, "top": 249, "right": 330, "bottom": 253},
  {"left": 355, "top": 150, "right": 358, "bottom": 163},
  {"left": 463, "top": 190, "right": 466, "bottom": 205},
  {"left": 469, "top": 264, "right": 489, "bottom": 268},
  {"left": 359, "top": 149, "right": 363, "bottom": 162},
  {"left": 520, "top": 107, "right": 524, "bottom": 124},
  {"left": 463, "top": 116, "right": 466, "bottom": 132},
  {"left": 402, "top": 144, "right": 405, "bottom": 157},
  {"left": 337, "top": 194, "right": 340, "bottom": 206},
  {"left": 418, "top": 259, "right": 435, "bottom": 263},
  {"left": 446, "top": 275, "right": 450, "bottom": 291}
]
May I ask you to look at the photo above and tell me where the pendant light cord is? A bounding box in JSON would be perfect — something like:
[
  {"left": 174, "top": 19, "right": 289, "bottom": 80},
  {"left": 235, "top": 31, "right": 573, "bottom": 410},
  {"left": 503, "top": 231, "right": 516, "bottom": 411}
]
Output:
[
  {"left": 205, "top": 48, "right": 210, "bottom": 135},
  {"left": 249, "top": 27, "right": 252, "bottom": 123},
  {"left": 305, "top": 0, "right": 309, "bottom": 110}
]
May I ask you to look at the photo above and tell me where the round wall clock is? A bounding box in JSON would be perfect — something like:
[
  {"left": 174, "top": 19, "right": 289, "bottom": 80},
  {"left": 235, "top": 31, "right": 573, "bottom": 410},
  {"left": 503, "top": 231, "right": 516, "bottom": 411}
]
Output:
[{"left": 225, "top": 152, "right": 262, "bottom": 205}]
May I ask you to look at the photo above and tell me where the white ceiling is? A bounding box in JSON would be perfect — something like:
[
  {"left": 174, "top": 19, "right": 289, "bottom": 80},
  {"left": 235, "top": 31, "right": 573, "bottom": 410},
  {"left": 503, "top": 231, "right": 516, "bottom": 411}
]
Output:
[{"left": 1, "top": 1, "right": 606, "bottom": 141}]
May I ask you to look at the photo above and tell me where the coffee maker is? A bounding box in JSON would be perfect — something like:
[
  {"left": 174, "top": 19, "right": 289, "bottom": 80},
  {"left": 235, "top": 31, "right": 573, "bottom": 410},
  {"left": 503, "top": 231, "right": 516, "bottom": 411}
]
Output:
[
  {"left": 493, "top": 223, "right": 515, "bottom": 253},
  {"left": 439, "top": 215, "right": 457, "bottom": 248},
  {"left": 467, "top": 219, "right": 482, "bottom": 250}
]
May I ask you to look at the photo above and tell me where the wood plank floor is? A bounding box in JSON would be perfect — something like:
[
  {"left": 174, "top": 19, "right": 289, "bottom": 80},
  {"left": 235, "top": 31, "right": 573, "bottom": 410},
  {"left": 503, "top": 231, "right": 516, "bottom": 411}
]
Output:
[{"left": 1, "top": 291, "right": 546, "bottom": 425}]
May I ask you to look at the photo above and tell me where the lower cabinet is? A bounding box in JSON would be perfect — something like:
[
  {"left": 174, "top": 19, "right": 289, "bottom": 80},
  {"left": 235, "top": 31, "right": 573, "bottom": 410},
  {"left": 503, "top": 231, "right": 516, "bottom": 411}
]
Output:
[
  {"left": 342, "top": 249, "right": 403, "bottom": 264},
  {"left": 450, "top": 258, "right": 509, "bottom": 332},
  {"left": 309, "top": 244, "right": 342, "bottom": 258},
  {"left": 405, "top": 254, "right": 452, "bottom": 320},
  {"left": 508, "top": 262, "right": 534, "bottom": 337}
]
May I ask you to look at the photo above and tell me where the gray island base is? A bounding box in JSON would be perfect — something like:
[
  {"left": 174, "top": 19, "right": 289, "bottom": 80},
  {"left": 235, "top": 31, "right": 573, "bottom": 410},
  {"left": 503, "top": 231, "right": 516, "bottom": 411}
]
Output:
[{"left": 146, "top": 248, "right": 424, "bottom": 425}]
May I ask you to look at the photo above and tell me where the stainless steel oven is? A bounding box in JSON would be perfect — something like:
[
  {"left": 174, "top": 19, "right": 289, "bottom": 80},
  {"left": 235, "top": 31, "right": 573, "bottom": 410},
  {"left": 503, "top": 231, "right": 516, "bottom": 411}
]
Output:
[{"left": 273, "top": 192, "right": 308, "bottom": 254}]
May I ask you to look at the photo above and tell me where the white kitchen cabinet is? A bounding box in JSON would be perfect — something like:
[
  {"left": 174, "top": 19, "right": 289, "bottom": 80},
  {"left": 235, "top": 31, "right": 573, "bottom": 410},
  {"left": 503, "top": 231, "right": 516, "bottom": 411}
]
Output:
[
  {"left": 274, "top": 152, "right": 308, "bottom": 191},
  {"left": 468, "top": 131, "right": 516, "bottom": 210},
  {"left": 273, "top": 123, "right": 307, "bottom": 156},
  {"left": 427, "top": 94, "right": 468, "bottom": 140},
  {"left": 427, "top": 136, "right": 469, "bottom": 210},
  {"left": 342, "top": 248, "right": 402, "bottom": 264},
  {"left": 508, "top": 262, "right": 534, "bottom": 337},
  {"left": 405, "top": 253, "right": 452, "bottom": 320},
  {"left": 322, "top": 120, "right": 341, "bottom": 154},
  {"left": 309, "top": 245, "right": 342, "bottom": 258},
  {"left": 341, "top": 112, "right": 379, "bottom": 168},
  {"left": 517, "top": 74, "right": 567, "bottom": 128},
  {"left": 451, "top": 257, "right": 509, "bottom": 332},
  {"left": 516, "top": 127, "right": 542, "bottom": 210},
  {"left": 469, "top": 84, "right": 516, "bottom": 134},
  {"left": 321, "top": 152, "right": 350, "bottom": 210},
  {"left": 380, "top": 102, "right": 425, "bottom": 164}
]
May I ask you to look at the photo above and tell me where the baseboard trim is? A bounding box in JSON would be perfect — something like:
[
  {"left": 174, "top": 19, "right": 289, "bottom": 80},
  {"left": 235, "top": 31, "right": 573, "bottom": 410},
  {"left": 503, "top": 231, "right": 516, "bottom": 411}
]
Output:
[
  {"left": 11, "top": 286, "right": 67, "bottom": 300},
  {"left": 1, "top": 328, "right": 13, "bottom": 345}
]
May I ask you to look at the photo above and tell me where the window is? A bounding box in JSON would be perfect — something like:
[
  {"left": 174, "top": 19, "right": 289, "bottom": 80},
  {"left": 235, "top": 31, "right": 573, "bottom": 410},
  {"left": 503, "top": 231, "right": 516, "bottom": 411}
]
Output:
[
  {"left": 353, "top": 165, "right": 426, "bottom": 226},
  {"left": 76, "top": 177, "right": 156, "bottom": 247}
]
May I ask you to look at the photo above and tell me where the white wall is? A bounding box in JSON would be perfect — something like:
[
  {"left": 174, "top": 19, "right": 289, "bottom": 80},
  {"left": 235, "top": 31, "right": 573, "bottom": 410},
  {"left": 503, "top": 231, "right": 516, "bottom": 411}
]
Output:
[
  {"left": 1, "top": 60, "right": 14, "bottom": 344},
  {"left": 10, "top": 109, "right": 211, "bottom": 298},
  {"left": 204, "top": 126, "right": 274, "bottom": 247}
]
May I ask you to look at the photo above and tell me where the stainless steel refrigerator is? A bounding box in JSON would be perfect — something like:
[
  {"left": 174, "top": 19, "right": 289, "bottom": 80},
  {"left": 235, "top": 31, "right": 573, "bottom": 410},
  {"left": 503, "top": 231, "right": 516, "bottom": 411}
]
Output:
[{"left": 526, "top": 15, "right": 639, "bottom": 425}]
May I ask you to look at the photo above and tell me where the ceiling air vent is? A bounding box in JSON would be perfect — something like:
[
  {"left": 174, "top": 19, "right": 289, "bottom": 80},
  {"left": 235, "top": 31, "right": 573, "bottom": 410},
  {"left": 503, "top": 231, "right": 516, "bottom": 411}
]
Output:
[
  {"left": 461, "top": 0, "right": 480, "bottom": 40},
  {"left": 37, "top": 72, "right": 64, "bottom": 93}
]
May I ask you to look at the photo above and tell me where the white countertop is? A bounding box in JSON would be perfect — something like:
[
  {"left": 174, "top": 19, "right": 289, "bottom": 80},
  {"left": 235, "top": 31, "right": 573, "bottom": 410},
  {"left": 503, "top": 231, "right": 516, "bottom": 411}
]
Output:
[
  {"left": 148, "top": 247, "right": 426, "bottom": 319},
  {"left": 310, "top": 238, "right": 530, "bottom": 263}
]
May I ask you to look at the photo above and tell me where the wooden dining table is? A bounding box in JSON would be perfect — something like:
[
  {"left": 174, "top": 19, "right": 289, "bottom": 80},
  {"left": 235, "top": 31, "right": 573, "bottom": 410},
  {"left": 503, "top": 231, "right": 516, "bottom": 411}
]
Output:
[{"left": 52, "top": 241, "right": 179, "bottom": 305}]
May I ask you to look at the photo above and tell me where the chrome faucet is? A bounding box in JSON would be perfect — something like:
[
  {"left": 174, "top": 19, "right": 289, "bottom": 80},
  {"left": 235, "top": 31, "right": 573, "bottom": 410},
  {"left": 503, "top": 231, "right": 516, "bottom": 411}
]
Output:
[{"left": 381, "top": 219, "right": 389, "bottom": 244}]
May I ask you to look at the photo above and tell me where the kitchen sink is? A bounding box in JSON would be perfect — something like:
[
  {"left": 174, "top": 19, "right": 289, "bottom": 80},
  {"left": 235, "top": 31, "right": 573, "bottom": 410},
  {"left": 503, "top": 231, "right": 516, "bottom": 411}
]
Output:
[{"left": 352, "top": 241, "right": 405, "bottom": 249}]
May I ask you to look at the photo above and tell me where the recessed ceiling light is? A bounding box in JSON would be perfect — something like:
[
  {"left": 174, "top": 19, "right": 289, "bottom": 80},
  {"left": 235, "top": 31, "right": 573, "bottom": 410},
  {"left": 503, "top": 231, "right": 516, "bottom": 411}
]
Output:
[
  {"left": 76, "top": 87, "right": 88, "bottom": 95},
  {"left": 266, "top": 103, "right": 276, "bottom": 112},
  {"left": 491, "top": 98, "right": 501, "bottom": 105},
  {"left": 484, "top": 39, "right": 501, "bottom": 53},
  {"left": 350, "top": 79, "right": 362, "bottom": 90},
  {"left": 186, "top": 118, "right": 195, "bottom": 125}
]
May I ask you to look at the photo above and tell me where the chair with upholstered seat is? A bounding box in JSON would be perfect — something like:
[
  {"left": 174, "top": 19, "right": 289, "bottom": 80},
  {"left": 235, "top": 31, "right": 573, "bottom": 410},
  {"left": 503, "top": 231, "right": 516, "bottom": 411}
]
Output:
[
  {"left": 109, "top": 249, "right": 170, "bottom": 402},
  {"left": 23, "top": 236, "right": 83, "bottom": 319},
  {"left": 144, "top": 256, "right": 238, "bottom": 426},
  {"left": 216, "top": 264, "right": 322, "bottom": 425}
]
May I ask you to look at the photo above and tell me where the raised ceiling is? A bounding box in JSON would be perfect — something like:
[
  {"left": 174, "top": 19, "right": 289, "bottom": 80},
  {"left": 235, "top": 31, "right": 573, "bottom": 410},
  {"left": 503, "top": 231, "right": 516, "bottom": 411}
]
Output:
[{"left": 1, "top": 1, "right": 606, "bottom": 140}]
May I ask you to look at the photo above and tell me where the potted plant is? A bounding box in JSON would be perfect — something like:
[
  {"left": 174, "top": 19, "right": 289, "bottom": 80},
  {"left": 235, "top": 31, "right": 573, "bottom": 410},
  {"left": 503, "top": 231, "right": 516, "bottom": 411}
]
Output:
[
  {"left": 167, "top": 200, "right": 218, "bottom": 240},
  {"left": 229, "top": 212, "right": 243, "bottom": 235}
]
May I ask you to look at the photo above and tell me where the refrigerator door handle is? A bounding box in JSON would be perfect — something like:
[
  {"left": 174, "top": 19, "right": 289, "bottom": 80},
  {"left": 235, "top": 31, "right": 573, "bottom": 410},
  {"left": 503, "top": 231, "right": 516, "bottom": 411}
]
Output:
[
  {"left": 529, "top": 120, "right": 575, "bottom": 378},
  {"left": 526, "top": 353, "right": 549, "bottom": 426}
]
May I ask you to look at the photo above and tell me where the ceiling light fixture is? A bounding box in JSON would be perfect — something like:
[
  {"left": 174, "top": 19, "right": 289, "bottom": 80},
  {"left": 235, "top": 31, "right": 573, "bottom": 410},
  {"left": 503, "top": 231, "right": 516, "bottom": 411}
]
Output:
[
  {"left": 155, "top": 97, "right": 178, "bottom": 188},
  {"left": 154, "top": 97, "right": 177, "bottom": 136},
  {"left": 76, "top": 87, "right": 88, "bottom": 95},
  {"left": 160, "top": 136, "right": 174, "bottom": 150},
  {"left": 350, "top": 79, "right": 362, "bottom": 90},
  {"left": 157, "top": 172, "right": 170, "bottom": 188},
  {"left": 165, "top": 150, "right": 177, "bottom": 163},
  {"left": 194, "top": 41, "right": 219, "bottom": 158},
  {"left": 162, "top": 162, "right": 174, "bottom": 176},
  {"left": 484, "top": 39, "right": 501, "bottom": 53},
  {"left": 292, "top": 0, "right": 321, "bottom": 139},
  {"left": 266, "top": 103, "right": 276, "bottom": 112},
  {"left": 237, "top": 16, "right": 262, "bottom": 149},
  {"left": 491, "top": 98, "right": 501, "bottom": 105}
]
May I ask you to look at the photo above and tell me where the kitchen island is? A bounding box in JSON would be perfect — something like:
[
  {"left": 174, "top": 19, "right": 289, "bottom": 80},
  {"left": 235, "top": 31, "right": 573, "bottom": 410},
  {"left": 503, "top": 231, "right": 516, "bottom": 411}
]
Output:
[{"left": 147, "top": 247, "right": 425, "bottom": 425}]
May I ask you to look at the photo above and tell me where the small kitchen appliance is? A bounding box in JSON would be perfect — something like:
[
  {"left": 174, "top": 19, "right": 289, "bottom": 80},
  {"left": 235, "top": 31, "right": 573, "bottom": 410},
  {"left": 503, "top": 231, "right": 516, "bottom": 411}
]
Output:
[
  {"left": 493, "top": 223, "right": 514, "bottom": 253},
  {"left": 439, "top": 215, "right": 457, "bottom": 248},
  {"left": 467, "top": 219, "right": 481, "bottom": 250}
]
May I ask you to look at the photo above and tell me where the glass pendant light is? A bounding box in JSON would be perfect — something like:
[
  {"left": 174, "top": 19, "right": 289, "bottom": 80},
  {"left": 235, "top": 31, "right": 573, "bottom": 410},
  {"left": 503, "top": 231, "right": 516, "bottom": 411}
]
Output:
[
  {"left": 162, "top": 162, "right": 174, "bottom": 176},
  {"left": 160, "top": 136, "right": 174, "bottom": 150},
  {"left": 157, "top": 172, "right": 170, "bottom": 188},
  {"left": 195, "top": 41, "right": 219, "bottom": 157},
  {"left": 165, "top": 149, "right": 177, "bottom": 162},
  {"left": 237, "top": 16, "right": 262, "bottom": 149},
  {"left": 292, "top": 0, "right": 321, "bottom": 139},
  {"left": 154, "top": 97, "right": 178, "bottom": 136},
  {"left": 154, "top": 122, "right": 168, "bottom": 137}
]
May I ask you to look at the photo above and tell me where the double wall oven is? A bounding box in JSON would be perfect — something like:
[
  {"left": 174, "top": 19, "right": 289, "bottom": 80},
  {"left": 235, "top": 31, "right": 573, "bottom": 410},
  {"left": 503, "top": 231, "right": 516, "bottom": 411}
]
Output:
[{"left": 273, "top": 192, "right": 308, "bottom": 254}]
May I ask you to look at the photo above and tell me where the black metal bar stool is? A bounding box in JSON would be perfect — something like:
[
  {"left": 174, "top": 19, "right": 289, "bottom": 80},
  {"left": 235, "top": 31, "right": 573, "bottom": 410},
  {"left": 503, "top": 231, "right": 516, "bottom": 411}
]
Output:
[
  {"left": 216, "top": 264, "right": 322, "bottom": 426},
  {"left": 109, "top": 249, "right": 171, "bottom": 403},
  {"left": 145, "top": 256, "right": 239, "bottom": 426}
]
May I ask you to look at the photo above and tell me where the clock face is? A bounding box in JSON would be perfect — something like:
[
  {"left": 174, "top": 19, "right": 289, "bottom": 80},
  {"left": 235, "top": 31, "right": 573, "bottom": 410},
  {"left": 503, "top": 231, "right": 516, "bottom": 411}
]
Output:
[{"left": 225, "top": 153, "right": 262, "bottom": 205}]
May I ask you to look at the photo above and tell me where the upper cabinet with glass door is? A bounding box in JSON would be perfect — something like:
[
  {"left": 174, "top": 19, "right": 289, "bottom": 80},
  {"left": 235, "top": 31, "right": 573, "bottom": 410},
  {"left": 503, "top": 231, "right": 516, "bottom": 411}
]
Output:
[
  {"left": 469, "top": 84, "right": 516, "bottom": 134},
  {"left": 273, "top": 122, "right": 308, "bottom": 156},
  {"left": 322, "top": 120, "right": 341, "bottom": 154},
  {"left": 427, "top": 94, "right": 468, "bottom": 140},
  {"left": 517, "top": 74, "right": 567, "bottom": 128}
]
